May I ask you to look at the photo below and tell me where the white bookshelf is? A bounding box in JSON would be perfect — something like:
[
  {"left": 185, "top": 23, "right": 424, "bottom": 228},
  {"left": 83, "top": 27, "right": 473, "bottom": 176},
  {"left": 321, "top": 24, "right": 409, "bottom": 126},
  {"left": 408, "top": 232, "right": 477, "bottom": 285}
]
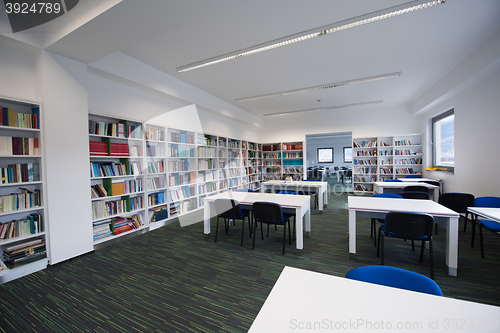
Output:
[
  {"left": 352, "top": 134, "right": 423, "bottom": 193},
  {"left": 0, "top": 97, "right": 47, "bottom": 284},
  {"left": 262, "top": 142, "right": 304, "bottom": 182}
]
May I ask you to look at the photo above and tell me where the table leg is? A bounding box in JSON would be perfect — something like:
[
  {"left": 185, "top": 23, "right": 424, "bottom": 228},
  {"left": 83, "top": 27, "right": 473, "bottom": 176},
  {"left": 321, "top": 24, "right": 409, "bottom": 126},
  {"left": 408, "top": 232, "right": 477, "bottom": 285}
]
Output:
[
  {"left": 349, "top": 209, "right": 357, "bottom": 253},
  {"left": 318, "top": 189, "right": 324, "bottom": 211},
  {"left": 296, "top": 207, "right": 304, "bottom": 249},
  {"left": 446, "top": 216, "right": 459, "bottom": 276},
  {"left": 204, "top": 202, "right": 211, "bottom": 234}
]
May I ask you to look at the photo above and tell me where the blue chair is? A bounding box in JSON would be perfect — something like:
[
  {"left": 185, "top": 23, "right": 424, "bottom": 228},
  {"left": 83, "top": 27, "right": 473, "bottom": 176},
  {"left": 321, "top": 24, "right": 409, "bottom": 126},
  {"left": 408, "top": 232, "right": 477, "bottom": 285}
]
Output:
[
  {"left": 346, "top": 265, "right": 443, "bottom": 296},
  {"left": 277, "top": 190, "right": 297, "bottom": 195},
  {"left": 385, "top": 179, "right": 403, "bottom": 182},
  {"left": 371, "top": 193, "right": 403, "bottom": 246},
  {"left": 405, "top": 175, "right": 423, "bottom": 178},
  {"left": 377, "top": 211, "right": 436, "bottom": 279},
  {"left": 298, "top": 179, "right": 318, "bottom": 209},
  {"left": 252, "top": 202, "right": 293, "bottom": 255},
  {"left": 470, "top": 196, "right": 500, "bottom": 258},
  {"left": 277, "top": 191, "right": 297, "bottom": 235},
  {"left": 404, "top": 185, "right": 429, "bottom": 193},
  {"left": 214, "top": 199, "right": 251, "bottom": 246}
]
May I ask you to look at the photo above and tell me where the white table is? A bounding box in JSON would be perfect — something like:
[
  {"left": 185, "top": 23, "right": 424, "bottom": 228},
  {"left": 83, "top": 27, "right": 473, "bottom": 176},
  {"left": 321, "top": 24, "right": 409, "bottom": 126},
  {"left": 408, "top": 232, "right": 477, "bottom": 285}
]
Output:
[
  {"left": 348, "top": 196, "right": 460, "bottom": 276},
  {"left": 261, "top": 180, "right": 328, "bottom": 211},
  {"left": 373, "top": 181, "right": 440, "bottom": 201},
  {"left": 203, "top": 191, "right": 311, "bottom": 249},
  {"left": 248, "top": 266, "right": 500, "bottom": 333},
  {"left": 400, "top": 178, "right": 438, "bottom": 182}
]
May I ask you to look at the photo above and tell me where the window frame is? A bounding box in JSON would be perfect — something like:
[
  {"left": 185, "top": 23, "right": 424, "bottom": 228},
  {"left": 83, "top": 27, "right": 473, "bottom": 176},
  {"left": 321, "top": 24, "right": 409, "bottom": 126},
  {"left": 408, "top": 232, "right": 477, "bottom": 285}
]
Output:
[
  {"left": 432, "top": 108, "right": 454, "bottom": 173},
  {"left": 343, "top": 147, "right": 353, "bottom": 163},
  {"left": 317, "top": 147, "right": 334, "bottom": 163}
]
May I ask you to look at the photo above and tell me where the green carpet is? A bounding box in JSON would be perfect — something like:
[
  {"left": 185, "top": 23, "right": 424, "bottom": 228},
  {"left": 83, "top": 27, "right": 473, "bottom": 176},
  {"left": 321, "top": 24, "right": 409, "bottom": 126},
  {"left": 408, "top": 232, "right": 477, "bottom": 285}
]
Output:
[{"left": 0, "top": 188, "right": 499, "bottom": 332}]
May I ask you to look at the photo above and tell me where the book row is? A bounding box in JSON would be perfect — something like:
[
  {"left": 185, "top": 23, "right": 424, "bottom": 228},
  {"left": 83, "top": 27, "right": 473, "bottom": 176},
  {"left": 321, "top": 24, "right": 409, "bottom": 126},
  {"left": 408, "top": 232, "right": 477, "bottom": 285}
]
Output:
[
  {"left": 0, "top": 136, "right": 40, "bottom": 156},
  {"left": 0, "top": 106, "right": 40, "bottom": 129},
  {"left": 0, "top": 213, "right": 43, "bottom": 240},
  {"left": 89, "top": 120, "right": 141, "bottom": 139},
  {"left": 0, "top": 189, "right": 41, "bottom": 213},
  {"left": 168, "top": 131, "right": 195, "bottom": 144},
  {"left": 1, "top": 163, "right": 40, "bottom": 184}
]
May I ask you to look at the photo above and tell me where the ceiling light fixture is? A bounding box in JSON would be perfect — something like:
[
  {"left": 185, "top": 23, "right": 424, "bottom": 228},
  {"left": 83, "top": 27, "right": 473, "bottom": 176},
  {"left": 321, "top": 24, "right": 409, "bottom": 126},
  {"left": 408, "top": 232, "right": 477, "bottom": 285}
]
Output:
[
  {"left": 263, "top": 100, "right": 383, "bottom": 117},
  {"left": 176, "top": 0, "right": 445, "bottom": 73},
  {"left": 236, "top": 72, "right": 402, "bottom": 102}
]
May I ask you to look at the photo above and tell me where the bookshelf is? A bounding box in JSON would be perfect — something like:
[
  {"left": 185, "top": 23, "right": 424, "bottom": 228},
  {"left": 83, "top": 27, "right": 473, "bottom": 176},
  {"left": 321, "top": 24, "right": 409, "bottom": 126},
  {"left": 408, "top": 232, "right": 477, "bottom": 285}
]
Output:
[
  {"left": 89, "top": 114, "right": 147, "bottom": 245},
  {"left": 0, "top": 97, "right": 47, "bottom": 283},
  {"left": 352, "top": 134, "right": 423, "bottom": 193},
  {"left": 89, "top": 114, "right": 264, "bottom": 237},
  {"left": 262, "top": 142, "right": 304, "bottom": 181}
]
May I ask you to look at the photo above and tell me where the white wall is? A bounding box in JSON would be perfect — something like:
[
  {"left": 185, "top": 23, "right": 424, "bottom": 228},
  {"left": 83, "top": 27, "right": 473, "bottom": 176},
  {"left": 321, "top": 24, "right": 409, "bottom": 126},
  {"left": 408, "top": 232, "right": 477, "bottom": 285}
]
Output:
[
  {"left": 260, "top": 104, "right": 421, "bottom": 143},
  {"left": 418, "top": 68, "right": 500, "bottom": 196},
  {"left": 38, "top": 51, "right": 94, "bottom": 264},
  {"left": 306, "top": 135, "right": 352, "bottom": 168}
]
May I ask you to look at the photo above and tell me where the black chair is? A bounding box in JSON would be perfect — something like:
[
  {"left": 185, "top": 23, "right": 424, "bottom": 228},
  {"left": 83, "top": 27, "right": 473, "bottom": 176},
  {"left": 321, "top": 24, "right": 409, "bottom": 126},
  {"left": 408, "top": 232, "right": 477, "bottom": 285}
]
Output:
[
  {"left": 437, "top": 193, "right": 475, "bottom": 232},
  {"left": 343, "top": 170, "right": 352, "bottom": 183},
  {"left": 214, "top": 199, "right": 251, "bottom": 246},
  {"left": 400, "top": 191, "right": 430, "bottom": 200},
  {"left": 346, "top": 265, "right": 443, "bottom": 296},
  {"left": 377, "top": 211, "right": 436, "bottom": 279},
  {"left": 252, "top": 202, "right": 293, "bottom": 255},
  {"left": 403, "top": 185, "right": 429, "bottom": 193},
  {"left": 371, "top": 193, "right": 403, "bottom": 246}
]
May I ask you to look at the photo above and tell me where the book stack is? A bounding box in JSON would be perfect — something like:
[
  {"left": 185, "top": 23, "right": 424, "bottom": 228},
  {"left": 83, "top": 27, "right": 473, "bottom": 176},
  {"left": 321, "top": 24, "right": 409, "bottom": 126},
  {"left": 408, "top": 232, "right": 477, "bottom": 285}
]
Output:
[
  {"left": 112, "top": 215, "right": 143, "bottom": 235},
  {"left": 91, "top": 184, "right": 108, "bottom": 198},
  {"left": 2, "top": 238, "right": 46, "bottom": 269},
  {"left": 150, "top": 205, "right": 168, "bottom": 223},
  {"left": 89, "top": 141, "right": 108, "bottom": 156},
  {"left": 93, "top": 219, "right": 112, "bottom": 241}
]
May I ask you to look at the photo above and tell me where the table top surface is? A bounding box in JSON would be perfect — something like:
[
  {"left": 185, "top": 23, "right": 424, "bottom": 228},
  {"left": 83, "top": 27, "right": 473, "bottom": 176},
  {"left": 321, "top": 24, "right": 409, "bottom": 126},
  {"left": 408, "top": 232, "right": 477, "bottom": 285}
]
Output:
[
  {"left": 262, "top": 180, "right": 327, "bottom": 187},
  {"left": 203, "top": 191, "right": 310, "bottom": 208},
  {"left": 348, "top": 196, "right": 458, "bottom": 217},
  {"left": 400, "top": 178, "right": 439, "bottom": 182},
  {"left": 467, "top": 207, "right": 500, "bottom": 221},
  {"left": 248, "top": 266, "right": 500, "bottom": 333},
  {"left": 374, "top": 182, "right": 439, "bottom": 189}
]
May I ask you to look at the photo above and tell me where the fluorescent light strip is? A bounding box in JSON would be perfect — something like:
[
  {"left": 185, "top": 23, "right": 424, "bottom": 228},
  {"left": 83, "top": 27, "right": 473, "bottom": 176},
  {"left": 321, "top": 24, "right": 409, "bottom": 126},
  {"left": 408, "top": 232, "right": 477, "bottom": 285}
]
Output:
[
  {"left": 177, "top": 0, "right": 445, "bottom": 73},
  {"left": 263, "top": 100, "right": 383, "bottom": 117},
  {"left": 236, "top": 72, "right": 402, "bottom": 102}
]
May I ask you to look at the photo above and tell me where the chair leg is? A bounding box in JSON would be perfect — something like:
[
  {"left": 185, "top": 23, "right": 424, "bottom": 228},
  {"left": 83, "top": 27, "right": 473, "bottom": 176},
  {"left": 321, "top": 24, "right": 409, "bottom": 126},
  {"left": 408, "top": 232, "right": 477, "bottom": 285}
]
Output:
[
  {"left": 471, "top": 217, "right": 476, "bottom": 247},
  {"left": 380, "top": 233, "right": 385, "bottom": 265},
  {"left": 261, "top": 222, "right": 264, "bottom": 240},
  {"left": 463, "top": 212, "right": 468, "bottom": 232},
  {"left": 435, "top": 223, "right": 438, "bottom": 235},
  {"left": 215, "top": 215, "right": 220, "bottom": 242},
  {"left": 240, "top": 217, "right": 245, "bottom": 246},
  {"left": 419, "top": 240, "right": 425, "bottom": 263},
  {"left": 287, "top": 220, "right": 291, "bottom": 245},
  {"left": 252, "top": 218, "right": 257, "bottom": 249},
  {"left": 370, "top": 218, "right": 374, "bottom": 238},
  {"left": 411, "top": 240, "right": 415, "bottom": 252},
  {"left": 282, "top": 221, "right": 286, "bottom": 255},
  {"left": 479, "top": 223, "right": 485, "bottom": 258},
  {"left": 377, "top": 227, "right": 382, "bottom": 257},
  {"left": 429, "top": 239, "right": 435, "bottom": 280}
]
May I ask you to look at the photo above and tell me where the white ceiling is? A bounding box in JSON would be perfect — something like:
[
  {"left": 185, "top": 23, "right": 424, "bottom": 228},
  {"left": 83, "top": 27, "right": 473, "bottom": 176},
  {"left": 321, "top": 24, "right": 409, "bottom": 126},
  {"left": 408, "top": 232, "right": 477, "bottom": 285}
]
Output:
[{"left": 24, "top": 0, "right": 500, "bottom": 118}]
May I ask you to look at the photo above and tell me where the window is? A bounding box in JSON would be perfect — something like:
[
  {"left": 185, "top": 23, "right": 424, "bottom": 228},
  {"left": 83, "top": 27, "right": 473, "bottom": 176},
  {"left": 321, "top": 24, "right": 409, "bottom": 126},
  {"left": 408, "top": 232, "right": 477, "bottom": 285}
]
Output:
[
  {"left": 343, "top": 147, "right": 352, "bottom": 163},
  {"left": 432, "top": 109, "right": 454, "bottom": 172},
  {"left": 317, "top": 148, "right": 333, "bottom": 163}
]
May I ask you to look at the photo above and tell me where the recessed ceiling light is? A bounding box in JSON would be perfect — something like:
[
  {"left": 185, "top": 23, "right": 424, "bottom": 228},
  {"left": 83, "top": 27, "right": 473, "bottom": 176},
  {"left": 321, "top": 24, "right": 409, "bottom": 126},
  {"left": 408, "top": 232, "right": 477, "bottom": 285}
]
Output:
[
  {"left": 236, "top": 72, "right": 402, "bottom": 102},
  {"left": 263, "top": 100, "right": 383, "bottom": 117},
  {"left": 176, "top": 0, "right": 445, "bottom": 73}
]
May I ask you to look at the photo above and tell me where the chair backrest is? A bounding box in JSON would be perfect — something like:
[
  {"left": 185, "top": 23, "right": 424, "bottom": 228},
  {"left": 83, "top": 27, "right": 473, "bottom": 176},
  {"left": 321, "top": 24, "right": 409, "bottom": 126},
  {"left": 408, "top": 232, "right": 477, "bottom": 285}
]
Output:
[
  {"left": 345, "top": 265, "right": 443, "bottom": 296},
  {"left": 385, "top": 179, "right": 403, "bottom": 182},
  {"left": 215, "top": 199, "right": 242, "bottom": 219},
  {"left": 473, "top": 196, "right": 500, "bottom": 208},
  {"left": 385, "top": 211, "right": 434, "bottom": 239},
  {"left": 373, "top": 193, "right": 403, "bottom": 199},
  {"left": 405, "top": 175, "right": 423, "bottom": 178},
  {"left": 277, "top": 190, "right": 298, "bottom": 195},
  {"left": 253, "top": 202, "right": 283, "bottom": 224},
  {"left": 236, "top": 189, "right": 256, "bottom": 193},
  {"left": 346, "top": 170, "right": 352, "bottom": 177},
  {"left": 404, "top": 185, "right": 429, "bottom": 193},
  {"left": 400, "top": 191, "right": 430, "bottom": 200},
  {"left": 334, "top": 166, "right": 339, "bottom": 170},
  {"left": 303, "top": 179, "right": 316, "bottom": 182},
  {"left": 438, "top": 193, "right": 475, "bottom": 213}
]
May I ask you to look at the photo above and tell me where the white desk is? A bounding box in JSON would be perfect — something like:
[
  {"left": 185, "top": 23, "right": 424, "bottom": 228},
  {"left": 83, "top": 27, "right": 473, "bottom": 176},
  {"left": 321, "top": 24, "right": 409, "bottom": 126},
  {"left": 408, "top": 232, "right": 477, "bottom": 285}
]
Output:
[
  {"left": 467, "top": 207, "right": 500, "bottom": 248},
  {"left": 261, "top": 180, "right": 328, "bottom": 211},
  {"left": 203, "top": 192, "right": 311, "bottom": 249},
  {"left": 400, "top": 178, "right": 438, "bottom": 182},
  {"left": 248, "top": 266, "right": 500, "bottom": 333},
  {"left": 348, "top": 196, "right": 460, "bottom": 276},
  {"left": 373, "top": 181, "right": 440, "bottom": 201}
]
